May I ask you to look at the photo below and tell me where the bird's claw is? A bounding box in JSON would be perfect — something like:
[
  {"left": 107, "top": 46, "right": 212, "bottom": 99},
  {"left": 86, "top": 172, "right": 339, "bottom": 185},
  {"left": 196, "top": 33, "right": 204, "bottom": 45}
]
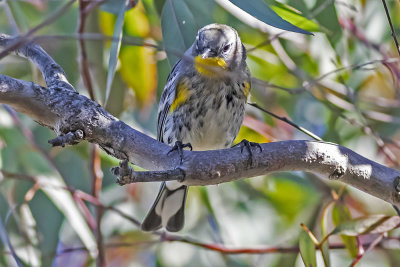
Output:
[
  {"left": 167, "top": 141, "right": 193, "bottom": 164},
  {"left": 233, "top": 139, "right": 262, "bottom": 166}
]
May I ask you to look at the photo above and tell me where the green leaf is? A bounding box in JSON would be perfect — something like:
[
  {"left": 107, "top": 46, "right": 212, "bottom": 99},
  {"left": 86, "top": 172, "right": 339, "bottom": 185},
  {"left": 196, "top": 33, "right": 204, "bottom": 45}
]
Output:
[
  {"left": 299, "top": 230, "right": 317, "bottom": 267},
  {"left": 183, "top": 0, "right": 215, "bottom": 27},
  {"left": 311, "top": 0, "right": 341, "bottom": 44},
  {"left": 154, "top": 0, "right": 167, "bottom": 16},
  {"left": 37, "top": 175, "right": 97, "bottom": 258},
  {"left": 8, "top": 1, "right": 29, "bottom": 32},
  {"left": 332, "top": 203, "right": 358, "bottom": 258},
  {"left": 19, "top": 203, "right": 41, "bottom": 265},
  {"left": 198, "top": 187, "right": 214, "bottom": 214},
  {"left": 247, "top": 54, "right": 297, "bottom": 88},
  {"left": 262, "top": 175, "right": 319, "bottom": 222},
  {"left": 286, "top": 0, "right": 311, "bottom": 17},
  {"left": 228, "top": 0, "right": 312, "bottom": 35},
  {"left": 105, "top": 0, "right": 129, "bottom": 105},
  {"left": 161, "top": 0, "right": 197, "bottom": 66},
  {"left": 331, "top": 215, "right": 400, "bottom": 236},
  {"left": 270, "top": 2, "right": 320, "bottom": 32}
]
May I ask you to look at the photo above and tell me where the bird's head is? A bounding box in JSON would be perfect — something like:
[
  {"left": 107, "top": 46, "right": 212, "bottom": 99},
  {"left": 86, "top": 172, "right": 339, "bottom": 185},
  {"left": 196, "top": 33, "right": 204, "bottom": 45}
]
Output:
[{"left": 192, "top": 24, "right": 246, "bottom": 77}]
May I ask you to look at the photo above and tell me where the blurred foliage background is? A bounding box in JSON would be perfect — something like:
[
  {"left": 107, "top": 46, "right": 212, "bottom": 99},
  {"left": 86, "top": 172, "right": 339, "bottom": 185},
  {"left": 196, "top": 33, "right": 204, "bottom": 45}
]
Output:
[{"left": 1, "top": 0, "right": 400, "bottom": 266}]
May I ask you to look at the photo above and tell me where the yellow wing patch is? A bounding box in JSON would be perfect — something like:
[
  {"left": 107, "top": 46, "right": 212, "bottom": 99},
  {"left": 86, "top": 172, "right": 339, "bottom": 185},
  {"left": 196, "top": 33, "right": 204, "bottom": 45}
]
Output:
[
  {"left": 243, "top": 81, "right": 250, "bottom": 98},
  {"left": 170, "top": 79, "right": 191, "bottom": 113},
  {"left": 194, "top": 55, "right": 227, "bottom": 77}
]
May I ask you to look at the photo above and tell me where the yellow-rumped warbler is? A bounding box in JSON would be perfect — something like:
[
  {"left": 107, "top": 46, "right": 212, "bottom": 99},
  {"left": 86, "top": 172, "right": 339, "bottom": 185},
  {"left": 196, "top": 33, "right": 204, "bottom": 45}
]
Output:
[{"left": 141, "top": 23, "right": 251, "bottom": 232}]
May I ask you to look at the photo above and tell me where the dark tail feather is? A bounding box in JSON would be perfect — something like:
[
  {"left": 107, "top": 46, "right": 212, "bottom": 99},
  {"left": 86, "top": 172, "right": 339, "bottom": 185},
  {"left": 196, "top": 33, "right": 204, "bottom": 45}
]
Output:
[{"left": 141, "top": 182, "right": 188, "bottom": 232}]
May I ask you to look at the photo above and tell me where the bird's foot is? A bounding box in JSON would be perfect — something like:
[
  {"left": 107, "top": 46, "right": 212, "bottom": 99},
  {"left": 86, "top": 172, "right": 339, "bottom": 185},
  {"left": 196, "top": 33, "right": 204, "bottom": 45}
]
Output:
[
  {"left": 167, "top": 141, "right": 193, "bottom": 164},
  {"left": 233, "top": 139, "right": 262, "bottom": 166}
]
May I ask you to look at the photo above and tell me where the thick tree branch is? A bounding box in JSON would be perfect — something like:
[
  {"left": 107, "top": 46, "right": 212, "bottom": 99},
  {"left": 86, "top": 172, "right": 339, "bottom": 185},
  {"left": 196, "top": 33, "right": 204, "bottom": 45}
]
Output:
[{"left": 1, "top": 34, "right": 400, "bottom": 207}]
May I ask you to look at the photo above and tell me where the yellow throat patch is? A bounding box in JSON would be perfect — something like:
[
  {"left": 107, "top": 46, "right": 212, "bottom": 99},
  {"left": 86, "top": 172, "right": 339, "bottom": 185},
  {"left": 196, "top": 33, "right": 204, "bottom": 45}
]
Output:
[{"left": 194, "top": 55, "right": 227, "bottom": 77}]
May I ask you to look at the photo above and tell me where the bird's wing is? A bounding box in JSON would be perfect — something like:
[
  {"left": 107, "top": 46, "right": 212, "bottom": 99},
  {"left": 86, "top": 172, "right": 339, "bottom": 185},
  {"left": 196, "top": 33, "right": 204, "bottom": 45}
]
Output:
[{"left": 157, "top": 59, "right": 184, "bottom": 142}]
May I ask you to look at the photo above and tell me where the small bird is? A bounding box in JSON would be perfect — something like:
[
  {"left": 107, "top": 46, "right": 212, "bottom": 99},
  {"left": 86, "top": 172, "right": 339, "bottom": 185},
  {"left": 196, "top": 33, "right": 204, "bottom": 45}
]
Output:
[{"left": 141, "top": 23, "right": 251, "bottom": 232}]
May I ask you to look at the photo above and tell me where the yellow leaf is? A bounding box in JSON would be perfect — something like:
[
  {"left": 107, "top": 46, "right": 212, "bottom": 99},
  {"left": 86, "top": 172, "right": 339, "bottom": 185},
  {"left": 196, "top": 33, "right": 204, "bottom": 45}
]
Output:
[
  {"left": 119, "top": 46, "right": 157, "bottom": 107},
  {"left": 99, "top": 1, "right": 150, "bottom": 40},
  {"left": 234, "top": 125, "right": 270, "bottom": 145},
  {"left": 233, "top": 115, "right": 271, "bottom": 144},
  {"left": 360, "top": 71, "right": 396, "bottom": 99},
  {"left": 98, "top": 10, "right": 115, "bottom": 37},
  {"left": 124, "top": 1, "right": 150, "bottom": 37}
]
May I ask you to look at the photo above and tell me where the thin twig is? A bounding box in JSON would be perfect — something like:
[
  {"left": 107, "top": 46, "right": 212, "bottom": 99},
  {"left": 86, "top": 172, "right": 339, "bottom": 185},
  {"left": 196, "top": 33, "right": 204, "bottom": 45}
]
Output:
[
  {"left": 350, "top": 234, "right": 384, "bottom": 266},
  {"left": 0, "top": 238, "right": 387, "bottom": 258},
  {"left": 337, "top": 75, "right": 399, "bottom": 166},
  {"left": 381, "top": 0, "right": 400, "bottom": 56},
  {"left": 33, "top": 33, "right": 160, "bottom": 50},
  {"left": 81, "top": 0, "right": 105, "bottom": 15},
  {"left": 77, "top": 3, "right": 105, "bottom": 264},
  {"left": 103, "top": 206, "right": 142, "bottom": 226},
  {"left": 48, "top": 238, "right": 382, "bottom": 256},
  {"left": 95, "top": 206, "right": 105, "bottom": 267},
  {"left": 52, "top": 241, "right": 158, "bottom": 256},
  {"left": 247, "top": 102, "right": 322, "bottom": 141},
  {"left": 312, "top": 58, "right": 400, "bottom": 84},
  {"left": 251, "top": 77, "right": 305, "bottom": 95},
  {"left": 340, "top": 17, "right": 400, "bottom": 91},
  {"left": 0, "top": 0, "right": 76, "bottom": 59},
  {"left": 0, "top": 216, "right": 23, "bottom": 267},
  {"left": 90, "top": 144, "right": 105, "bottom": 267},
  {"left": 78, "top": 0, "right": 95, "bottom": 100}
]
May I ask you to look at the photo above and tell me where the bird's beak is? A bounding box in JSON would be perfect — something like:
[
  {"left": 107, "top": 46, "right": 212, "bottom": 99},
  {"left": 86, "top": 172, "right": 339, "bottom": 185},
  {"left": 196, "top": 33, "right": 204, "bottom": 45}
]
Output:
[
  {"left": 194, "top": 55, "right": 227, "bottom": 78},
  {"left": 201, "top": 48, "right": 217, "bottom": 59}
]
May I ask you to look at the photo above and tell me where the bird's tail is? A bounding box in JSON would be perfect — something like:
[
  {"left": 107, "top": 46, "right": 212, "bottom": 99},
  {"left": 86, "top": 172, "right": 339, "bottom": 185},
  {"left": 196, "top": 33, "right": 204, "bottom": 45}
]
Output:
[{"left": 141, "top": 182, "right": 188, "bottom": 232}]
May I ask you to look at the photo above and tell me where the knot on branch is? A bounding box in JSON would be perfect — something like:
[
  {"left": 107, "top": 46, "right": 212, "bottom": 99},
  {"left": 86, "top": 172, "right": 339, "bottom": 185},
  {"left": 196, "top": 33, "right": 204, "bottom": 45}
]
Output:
[
  {"left": 329, "top": 165, "right": 346, "bottom": 180},
  {"left": 48, "top": 129, "right": 84, "bottom": 147},
  {"left": 111, "top": 160, "right": 134, "bottom": 185}
]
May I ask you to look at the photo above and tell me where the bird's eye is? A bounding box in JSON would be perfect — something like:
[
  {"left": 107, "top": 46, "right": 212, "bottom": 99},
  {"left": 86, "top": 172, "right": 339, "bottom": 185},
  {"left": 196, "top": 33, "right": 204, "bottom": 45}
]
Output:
[{"left": 223, "top": 44, "right": 231, "bottom": 53}]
